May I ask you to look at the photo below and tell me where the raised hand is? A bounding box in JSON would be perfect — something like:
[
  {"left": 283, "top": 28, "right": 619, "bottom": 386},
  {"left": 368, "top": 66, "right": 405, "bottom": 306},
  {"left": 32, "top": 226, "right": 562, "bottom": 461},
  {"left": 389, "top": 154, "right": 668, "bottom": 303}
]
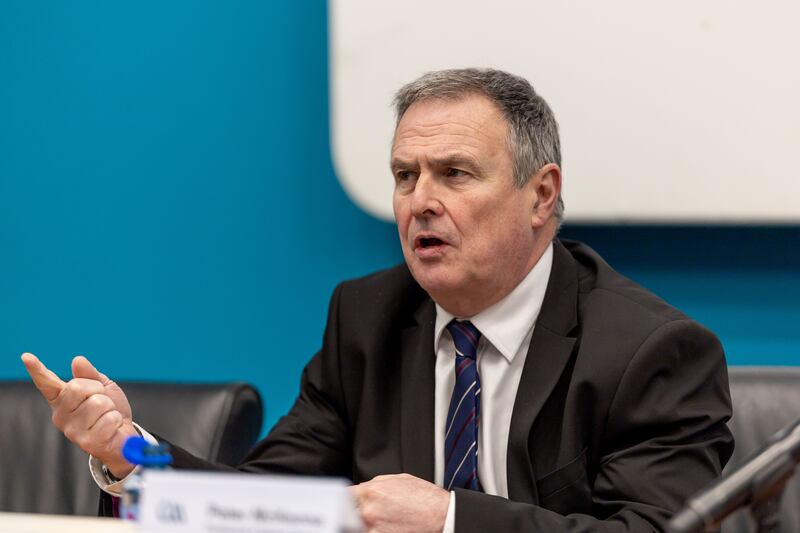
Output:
[{"left": 21, "top": 353, "right": 138, "bottom": 478}]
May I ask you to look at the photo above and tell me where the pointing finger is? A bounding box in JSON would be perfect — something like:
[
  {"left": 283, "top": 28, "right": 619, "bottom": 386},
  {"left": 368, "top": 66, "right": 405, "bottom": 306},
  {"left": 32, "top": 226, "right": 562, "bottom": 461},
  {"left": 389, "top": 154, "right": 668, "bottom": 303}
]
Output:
[{"left": 21, "top": 353, "right": 66, "bottom": 402}]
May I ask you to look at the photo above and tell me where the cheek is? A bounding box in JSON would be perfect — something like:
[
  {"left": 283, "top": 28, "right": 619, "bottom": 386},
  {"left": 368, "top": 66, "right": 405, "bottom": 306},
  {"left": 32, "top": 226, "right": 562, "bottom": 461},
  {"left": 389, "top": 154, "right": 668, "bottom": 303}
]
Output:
[
  {"left": 467, "top": 203, "right": 530, "bottom": 254},
  {"left": 393, "top": 200, "right": 411, "bottom": 241},
  {"left": 392, "top": 196, "right": 404, "bottom": 222}
]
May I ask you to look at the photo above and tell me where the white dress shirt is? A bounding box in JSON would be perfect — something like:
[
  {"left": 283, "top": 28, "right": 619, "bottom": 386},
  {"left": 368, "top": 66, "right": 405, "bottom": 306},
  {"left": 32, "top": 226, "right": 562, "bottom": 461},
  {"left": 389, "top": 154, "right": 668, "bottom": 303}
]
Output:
[
  {"left": 436, "top": 243, "right": 553, "bottom": 532},
  {"left": 93, "top": 243, "right": 554, "bottom": 533}
]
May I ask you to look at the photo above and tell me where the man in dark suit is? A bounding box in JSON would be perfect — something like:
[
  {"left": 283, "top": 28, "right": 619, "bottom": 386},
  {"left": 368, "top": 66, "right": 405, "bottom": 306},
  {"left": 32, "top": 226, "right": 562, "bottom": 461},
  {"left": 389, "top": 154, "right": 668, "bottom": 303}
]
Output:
[{"left": 23, "top": 68, "right": 733, "bottom": 532}]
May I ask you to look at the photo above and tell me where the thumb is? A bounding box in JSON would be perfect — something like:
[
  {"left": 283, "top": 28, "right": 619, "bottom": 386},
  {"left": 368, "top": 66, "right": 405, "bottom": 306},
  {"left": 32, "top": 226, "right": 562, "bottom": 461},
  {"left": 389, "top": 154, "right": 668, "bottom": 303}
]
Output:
[
  {"left": 71, "top": 355, "right": 109, "bottom": 383},
  {"left": 21, "top": 353, "right": 66, "bottom": 402}
]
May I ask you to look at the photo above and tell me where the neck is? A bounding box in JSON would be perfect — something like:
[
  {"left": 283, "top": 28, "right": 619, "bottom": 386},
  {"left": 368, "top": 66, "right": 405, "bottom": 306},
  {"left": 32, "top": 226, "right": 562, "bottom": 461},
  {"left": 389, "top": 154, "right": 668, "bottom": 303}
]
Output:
[{"left": 436, "top": 233, "right": 554, "bottom": 317}]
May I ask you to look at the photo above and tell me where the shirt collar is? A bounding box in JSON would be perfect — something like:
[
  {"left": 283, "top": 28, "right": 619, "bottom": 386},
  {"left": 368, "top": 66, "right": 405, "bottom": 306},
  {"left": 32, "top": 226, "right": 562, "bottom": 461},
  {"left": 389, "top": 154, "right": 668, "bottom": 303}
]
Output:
[{"left": 434, "top": 242, "right": 554, "bottom": 363}]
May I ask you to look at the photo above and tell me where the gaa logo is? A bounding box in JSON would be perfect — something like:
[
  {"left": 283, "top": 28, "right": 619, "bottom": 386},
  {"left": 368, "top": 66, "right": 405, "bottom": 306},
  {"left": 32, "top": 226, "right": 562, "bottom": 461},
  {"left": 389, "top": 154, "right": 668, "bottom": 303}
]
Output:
[{"left": 156, "top": 500, "right": 186, "bottom": 523}]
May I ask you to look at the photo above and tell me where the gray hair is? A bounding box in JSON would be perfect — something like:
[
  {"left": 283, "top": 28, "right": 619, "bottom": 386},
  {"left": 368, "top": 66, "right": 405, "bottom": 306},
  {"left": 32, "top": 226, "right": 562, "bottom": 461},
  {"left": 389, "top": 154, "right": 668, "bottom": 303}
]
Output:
[{"left": 393, "top": 68, "right": 564, "bottom": 220}]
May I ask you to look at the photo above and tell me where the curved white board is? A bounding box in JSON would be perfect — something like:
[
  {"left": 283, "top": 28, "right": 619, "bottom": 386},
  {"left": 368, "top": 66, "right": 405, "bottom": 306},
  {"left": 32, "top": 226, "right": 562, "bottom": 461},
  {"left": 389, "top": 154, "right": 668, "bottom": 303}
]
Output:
[{"left": 330, "top": 0, "right": 800, "bottom": 223}]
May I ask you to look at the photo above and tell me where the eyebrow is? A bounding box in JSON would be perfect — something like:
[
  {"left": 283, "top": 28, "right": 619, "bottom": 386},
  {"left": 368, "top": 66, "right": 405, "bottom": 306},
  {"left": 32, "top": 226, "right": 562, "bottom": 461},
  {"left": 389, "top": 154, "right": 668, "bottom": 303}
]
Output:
[{"left": 390, "top": 153, "right": 485, "bottom": 174}]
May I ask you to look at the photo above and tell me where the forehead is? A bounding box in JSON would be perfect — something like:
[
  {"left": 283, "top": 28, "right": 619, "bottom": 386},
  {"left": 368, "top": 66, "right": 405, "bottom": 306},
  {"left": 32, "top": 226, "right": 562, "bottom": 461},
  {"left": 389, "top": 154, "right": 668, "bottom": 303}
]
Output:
[{"left": 391, "top": 94, "right": 509, "bottom": 161}]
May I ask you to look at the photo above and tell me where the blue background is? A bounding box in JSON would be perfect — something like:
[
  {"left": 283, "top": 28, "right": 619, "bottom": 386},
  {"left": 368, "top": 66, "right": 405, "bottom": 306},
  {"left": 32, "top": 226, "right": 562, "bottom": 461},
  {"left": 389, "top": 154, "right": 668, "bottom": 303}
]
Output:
[{"left": 2, "top": 1, "right": 798, "bottom": 432}]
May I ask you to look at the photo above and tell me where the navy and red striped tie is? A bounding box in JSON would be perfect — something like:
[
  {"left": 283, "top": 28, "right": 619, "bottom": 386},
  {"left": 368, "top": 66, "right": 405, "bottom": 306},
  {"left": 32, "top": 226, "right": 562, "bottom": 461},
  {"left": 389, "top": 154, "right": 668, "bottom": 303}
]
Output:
[{"left": 444, "top": 319, "right": 482, "bottom": 491}]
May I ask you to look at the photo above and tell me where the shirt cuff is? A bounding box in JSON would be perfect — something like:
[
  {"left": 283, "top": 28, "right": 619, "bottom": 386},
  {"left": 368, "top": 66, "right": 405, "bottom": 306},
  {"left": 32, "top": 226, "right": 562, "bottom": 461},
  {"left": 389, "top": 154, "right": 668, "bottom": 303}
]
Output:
[
  {"left": 442, "top": 491, "right": 455, "bottom": 533},
  {"left": 88, "top": 422, "right": 158, "bottom": 495}
]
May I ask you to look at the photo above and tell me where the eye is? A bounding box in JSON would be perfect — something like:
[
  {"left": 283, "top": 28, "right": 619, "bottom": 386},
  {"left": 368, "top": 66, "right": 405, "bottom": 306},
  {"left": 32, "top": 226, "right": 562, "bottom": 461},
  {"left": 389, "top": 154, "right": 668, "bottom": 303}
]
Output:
[
  {"left": 395, "top": 170, "right": 417, "bottom": 183},
  {"left": 446, "top": 168, "right": 468, "bottom": 177},
  {"left": 445, "top": 168, "right": 469, "bottom": 179}
]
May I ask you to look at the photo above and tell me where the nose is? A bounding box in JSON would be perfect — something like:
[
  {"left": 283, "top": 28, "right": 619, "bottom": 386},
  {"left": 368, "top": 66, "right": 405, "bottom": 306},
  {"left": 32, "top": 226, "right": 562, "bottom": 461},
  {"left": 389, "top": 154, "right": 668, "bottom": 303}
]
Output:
[{"left": 410, "top": 173, "right": 444, "bottom": 218}]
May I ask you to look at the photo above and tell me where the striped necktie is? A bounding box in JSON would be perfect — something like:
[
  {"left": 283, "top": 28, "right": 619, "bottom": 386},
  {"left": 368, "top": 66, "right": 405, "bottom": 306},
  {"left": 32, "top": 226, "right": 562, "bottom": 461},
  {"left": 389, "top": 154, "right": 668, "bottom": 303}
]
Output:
[{"left": 444, "top": 319, "right": 482, "bottom": 491}]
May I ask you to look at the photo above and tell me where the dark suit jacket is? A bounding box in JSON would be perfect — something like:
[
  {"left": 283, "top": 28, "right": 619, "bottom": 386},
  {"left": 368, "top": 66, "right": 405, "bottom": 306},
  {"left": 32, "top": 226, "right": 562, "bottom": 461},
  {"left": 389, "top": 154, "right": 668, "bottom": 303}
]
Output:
[{"left": 105, "top": 239, "right": 734, "bottom": 531}]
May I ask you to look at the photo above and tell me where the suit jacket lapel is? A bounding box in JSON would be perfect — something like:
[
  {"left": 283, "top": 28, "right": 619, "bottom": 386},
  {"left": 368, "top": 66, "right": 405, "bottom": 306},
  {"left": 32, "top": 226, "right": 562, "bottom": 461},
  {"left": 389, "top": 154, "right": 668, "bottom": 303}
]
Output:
[
  {"left": 506, "top": 240, "right": 579, "bottom": 503},
  {"left": 399, "top": 297, "right": 437, "bottom": 482}
]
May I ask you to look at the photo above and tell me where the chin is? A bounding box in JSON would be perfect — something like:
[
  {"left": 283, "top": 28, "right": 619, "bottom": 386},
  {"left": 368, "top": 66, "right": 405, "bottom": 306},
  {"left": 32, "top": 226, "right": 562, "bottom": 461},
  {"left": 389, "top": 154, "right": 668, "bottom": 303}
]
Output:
[{"left": 408, "top": 266, "right": 462, "bottom": 301}]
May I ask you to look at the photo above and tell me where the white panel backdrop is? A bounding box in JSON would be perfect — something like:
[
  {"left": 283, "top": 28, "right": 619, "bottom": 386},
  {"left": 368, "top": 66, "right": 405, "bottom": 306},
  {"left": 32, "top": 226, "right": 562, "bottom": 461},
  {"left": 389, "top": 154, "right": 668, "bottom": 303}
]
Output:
[{"left": 329, "top": 0, "right": 800, "bottom": 222}]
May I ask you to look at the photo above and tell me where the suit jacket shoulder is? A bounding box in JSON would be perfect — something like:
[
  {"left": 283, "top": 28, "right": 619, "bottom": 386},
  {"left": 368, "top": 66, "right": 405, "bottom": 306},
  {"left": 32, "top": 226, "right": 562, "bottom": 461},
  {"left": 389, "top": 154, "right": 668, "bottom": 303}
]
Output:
[
  {"left": 468, "top": 239, "right": 734, "bottom": 531},
  {"left": 334, "top": 262, "right": 430, "bottom": 332}
]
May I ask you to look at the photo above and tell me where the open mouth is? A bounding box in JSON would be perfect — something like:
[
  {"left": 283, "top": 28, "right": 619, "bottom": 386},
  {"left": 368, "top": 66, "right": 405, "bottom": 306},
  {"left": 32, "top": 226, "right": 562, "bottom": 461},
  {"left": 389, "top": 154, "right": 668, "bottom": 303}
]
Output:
[
  {"left": 414, "top": 234, "right": 448, "bottom": 253},
  {"left": 419, "top": 237, "right": 445, "bottom": 248}
]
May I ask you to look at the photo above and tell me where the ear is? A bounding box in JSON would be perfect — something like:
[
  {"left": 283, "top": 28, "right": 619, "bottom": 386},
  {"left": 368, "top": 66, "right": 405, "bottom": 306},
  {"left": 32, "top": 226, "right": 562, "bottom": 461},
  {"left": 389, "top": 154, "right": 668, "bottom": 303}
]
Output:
[{"left": 529, "top": 163, "right": 561, "bottom": 229}]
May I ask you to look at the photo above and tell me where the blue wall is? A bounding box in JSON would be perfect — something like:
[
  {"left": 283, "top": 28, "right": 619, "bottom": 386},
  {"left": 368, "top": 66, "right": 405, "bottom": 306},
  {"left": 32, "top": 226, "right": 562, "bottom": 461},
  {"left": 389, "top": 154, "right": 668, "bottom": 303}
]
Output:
[{"left": 2, "top": 2, "right": 798, "bottom": 432}]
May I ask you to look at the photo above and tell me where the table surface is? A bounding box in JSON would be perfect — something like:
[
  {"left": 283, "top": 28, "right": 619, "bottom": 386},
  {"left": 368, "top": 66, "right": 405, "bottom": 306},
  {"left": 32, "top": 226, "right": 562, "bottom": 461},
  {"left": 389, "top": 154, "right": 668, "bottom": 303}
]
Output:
[{"left": 0, "top": 512, "right": 138, "bottom": 533}]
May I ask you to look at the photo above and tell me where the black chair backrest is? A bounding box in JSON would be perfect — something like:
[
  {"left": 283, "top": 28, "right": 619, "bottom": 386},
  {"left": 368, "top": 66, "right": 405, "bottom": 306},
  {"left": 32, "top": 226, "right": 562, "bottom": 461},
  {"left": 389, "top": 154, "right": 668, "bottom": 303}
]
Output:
[
  {"left": 722, "top": 367, "right": 800, "bottom": 533},
  {"left": 0, "top": 381, "right": 263, "bottom": 516}
]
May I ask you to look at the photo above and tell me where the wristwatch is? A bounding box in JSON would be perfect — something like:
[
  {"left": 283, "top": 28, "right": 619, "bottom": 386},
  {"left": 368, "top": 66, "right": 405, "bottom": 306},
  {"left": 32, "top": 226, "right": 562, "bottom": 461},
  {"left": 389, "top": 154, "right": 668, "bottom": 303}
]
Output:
[{"left": 102, "top": 464, "right": 123, "bottom": 483}]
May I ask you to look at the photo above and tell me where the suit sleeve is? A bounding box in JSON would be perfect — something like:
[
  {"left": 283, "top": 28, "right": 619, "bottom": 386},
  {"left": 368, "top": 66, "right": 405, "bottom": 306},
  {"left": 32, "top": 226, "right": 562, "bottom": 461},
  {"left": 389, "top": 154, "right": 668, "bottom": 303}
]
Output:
[{"left": 453, "top": 319, "right": 735, "bottom": 532}]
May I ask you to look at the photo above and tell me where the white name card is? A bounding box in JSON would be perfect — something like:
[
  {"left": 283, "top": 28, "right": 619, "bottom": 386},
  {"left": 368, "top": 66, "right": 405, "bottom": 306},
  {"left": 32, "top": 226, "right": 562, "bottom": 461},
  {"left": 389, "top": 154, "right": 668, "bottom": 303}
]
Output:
[{"left": 138, "top": 470, "right": 362, "bottom": 533}]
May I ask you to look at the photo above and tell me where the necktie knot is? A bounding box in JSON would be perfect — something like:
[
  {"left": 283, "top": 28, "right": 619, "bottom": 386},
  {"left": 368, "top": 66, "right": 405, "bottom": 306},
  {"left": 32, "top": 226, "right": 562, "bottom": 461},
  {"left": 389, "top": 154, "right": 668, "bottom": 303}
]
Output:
[{"left": 446, "top": 320, "right": 481, "bottom": 360}]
